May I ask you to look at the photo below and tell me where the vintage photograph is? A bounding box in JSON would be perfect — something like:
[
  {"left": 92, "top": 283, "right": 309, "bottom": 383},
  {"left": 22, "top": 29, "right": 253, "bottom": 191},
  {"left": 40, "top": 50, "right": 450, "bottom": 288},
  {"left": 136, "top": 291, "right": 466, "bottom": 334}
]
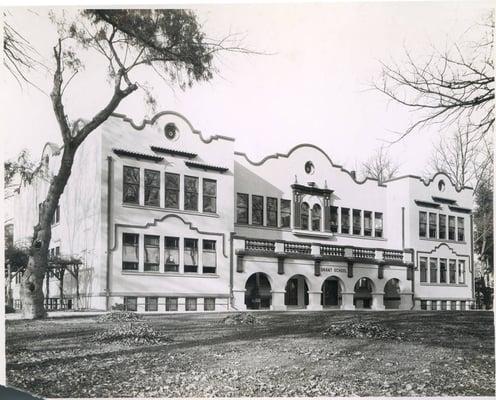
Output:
[{"left": 2, "top": 2, "right": 495, "bottom": 398}]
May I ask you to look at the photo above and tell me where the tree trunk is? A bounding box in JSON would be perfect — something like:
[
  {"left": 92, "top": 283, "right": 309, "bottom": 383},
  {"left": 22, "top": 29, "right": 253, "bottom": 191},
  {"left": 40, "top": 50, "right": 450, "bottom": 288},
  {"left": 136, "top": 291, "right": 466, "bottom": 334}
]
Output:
[
  {"left": 6, "top": 263, "right": 13, "bottom": 307},
  {"left": 21, "top": 145, "right": 76, "bottom": 319}
]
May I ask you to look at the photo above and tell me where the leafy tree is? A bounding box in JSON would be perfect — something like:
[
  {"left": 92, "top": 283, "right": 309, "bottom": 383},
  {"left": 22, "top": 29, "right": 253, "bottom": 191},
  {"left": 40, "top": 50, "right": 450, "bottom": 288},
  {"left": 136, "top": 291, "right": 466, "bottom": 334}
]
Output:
[
  {"left": 6, "top": 9, "right": 251, "bottom": 319},
  {"left": 361, "top": 146, "right": 399, "bottom": 184},
  {"left": 474, "top": 179, "right": 493, "bottom": 274}
]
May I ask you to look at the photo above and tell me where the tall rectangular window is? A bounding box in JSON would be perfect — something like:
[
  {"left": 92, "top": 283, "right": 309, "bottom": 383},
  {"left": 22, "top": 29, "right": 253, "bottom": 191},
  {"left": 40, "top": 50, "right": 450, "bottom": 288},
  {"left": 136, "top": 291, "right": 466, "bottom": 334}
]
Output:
[
  {"left": 202, "top": 179, "right": 217, "bottom": 213},
  {"left": 202, "top": 240, "right": 217, "bottom": 274},
  {"left": 185, "top": 297, "right": 197, "bottom": 311},
  {"left": 439, "top": 214, "right": 447, "bottom": 239},
  {"left": 123, "top": 166, "right": 140, "bottom": 204},
  {"left": 164, "top": 237, "right": 179, "bottom": 272},
  {"left": 352, "top": 209, "right": 361, "bottom": 235},
  {"left": 144, "top": 235, "right": 160, "bottom": 271},
  {"left": 280, "top": 199, "right": 291, "bottom": 228},
  {"left": 122, "top": 233, "right": 139, "bottom": 270},
  {"left": 457, "top": 217, "right": 465, "bottom": 241},
  {"left": 420, "top": 257, "right": 427, "bottom": 282},
  {"left": 330, "top": 206, "right": 338, "bottom": 233},
  {"left": 458, "top": 260, "right": 466, "bottom": 284},
  {"left": 51, "top": 205, "right": 60, "bottom": 225},
  {"left": 364, "top": 211, "right": 372, "bottom": 236},
  {"left": 448, "top": 216, "right": 456, "bottom": 240},
  {"left": 341, "top": 208, "right": 350, "bottom": 234},
  {"left": 252, "top": 195, "right": 264, "bottom": 225},
  {"left": 429, "top": 213, "right": 437, "bottom": 238},
  {"left": 184, "top": 176, "right": 198, "bottom": 211},
  {"left": 184, "top": 238, "right": 198, "bottom": 273},
  {"left": 164, "top": 173, "right": 180, "bottom": 208},
  {"left": 266, "top": 197, "right": 278, "bottom": 227},
  {"left": 144, "top": 169, "right": 160, "bottom": 206},
  {"left": 124, "top": 296, "right": 137, "bottom": 311},
  {"left": 145, "top": 297, "right": 158, "bottom": 311},
  {"left": 166, "top": 297, "right": 178, "bottom": 311},
  {"left": 439, "top": 258, "right": 447, "bottom": 283},
  {"left": 429, "top": 258, "right": 438, "bottom": 283},
  {"left": 419, "top": 211, "right": 427, "bottom": 238},
  {"left": 236, "top": 193, "right": 249, "bottom": 224},
  {"left": 374, "top": 212, "right": 383, "bottom": 238},
  {"left": 204, "top": 298, "right": 215, "bottom": 311},
  {"left": 449, "top": 260, "right": 456, "bottom": 284}
]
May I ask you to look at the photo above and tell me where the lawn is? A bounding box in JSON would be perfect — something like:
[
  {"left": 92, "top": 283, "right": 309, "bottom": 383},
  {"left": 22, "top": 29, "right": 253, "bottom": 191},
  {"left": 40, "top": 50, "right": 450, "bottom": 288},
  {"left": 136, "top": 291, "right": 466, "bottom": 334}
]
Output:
[{"left": 5, "top": 311, "right": 495, "bottom": 398}]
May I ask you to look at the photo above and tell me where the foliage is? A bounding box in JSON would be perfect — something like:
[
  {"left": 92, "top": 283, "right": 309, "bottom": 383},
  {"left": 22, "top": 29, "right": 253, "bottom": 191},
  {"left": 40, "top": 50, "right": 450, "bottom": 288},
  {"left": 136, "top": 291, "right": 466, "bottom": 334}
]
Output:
[
  {"left": 97, "top": 311, "right": 142, "bottom": 322},
  {"left": 5, "top": 305, "right": 16, "bottom": 314},
  {"left": 361, "top": 146, "right": 399, "bottom": 183},
  {"left": 92, "top": 321, "right": 170, "bottom": 345},
  {"left": 4, "top": 150, "right": 43, "bottom": 187},
  {"left": 324, "top": 320, "right": 406, "bottom": 341},
  {"left": 475, "top": 277, "right": 493, "bottom": 309},
  {"left": 474, "top": 179, "right": 493, "bottom": 273},
  {"left": 5, "top": 245, "right": 29, "bottom": 271},
  {"left": 221, "top": 313, "right": 263, "bottom": 325}
]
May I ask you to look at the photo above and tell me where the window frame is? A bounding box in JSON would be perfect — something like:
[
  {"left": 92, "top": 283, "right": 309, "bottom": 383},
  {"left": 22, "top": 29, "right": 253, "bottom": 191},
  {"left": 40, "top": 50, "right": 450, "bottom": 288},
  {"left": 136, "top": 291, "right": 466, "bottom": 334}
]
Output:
[
  {"left": 164, "top": 236, "right": 179, "bottom": 272},
  {"left": 439, "top": 258, "right": 447, "bottom": 283},
  {"left": 204, "top": 297, "right": 215, "bottom": 311},
  {"left": 251, "top": 195, "right": 264, "bottom": 225},
  {"left": 202, "top": 178, "right": 217, "bottom": 213},
  {"left": 428, "top": 212, "right": 437, "bottom": 239},
  {"left": 236, "top": 193, "right": 249, "bottom": 224},
  {"left": 144, "top": 169, "right": 160, "bottom": 207},
  {"left": 124, "top": 296, "right": 137, "bottom": 312},
  {"left": 352, "top": 209, "right": 361, "bottom": 235},
  {"left": 266, "top": 197, "right": 278, "bottom": 227},
  {"left": 311, "top": 203, "right": 322, "bottom": 231},
  {"left": 145, "top": 296, "right": 158, "bottom": 311},
  {"left": 449, "top": 259, "right": 456, "bottom": 284},
  {"left": 448, "top": 216, "right": 456, "bottom": 240},
  {"left": 202, "top": 239, "right": 217, "bottom": 274},
  {"left": 341, "top": 208, "right": 350, "bottom": 234},
  {"left": 364, "top": 211, "right": 372, "bottom": 236},
  {"left": 419, "top": 257, "right": 428, "bottom": 283},
  {"left": 374, "top": 212, "right": 383, "bottom": 238},
  {"left": 122, "top": 233, "right": 139, "bottom": 271},
  {"left": 300, "top": 202, "right": 310, "bottom": 230},
  {"left": 166, "top": 297, "right": 178, "bottom": 311},
  {"left": 280, "top": 199, "right": 291, "bottom": 228},
  {"left": 457, "top": 216, "right": 465, "bottom": 241},
  {"left": 123, "top": 166, "right": 140, "bottom": 204},
  {"left": 184, "top": 175, "right": 199, "bottom": 211},
  {"left": 184, "top": 238, "right": 199, "bottom": 273},
  {"left": 185, "top": 297, "right": 197, "bottom": 311},
  {"left": 144, "top": 235, "right": 160, "bottom": 272},
  {"left": 429, "top": 257, "right": 438, "bottom": 283},
  {"left": 164, "top": 172, "right": 180, "bottom": 209}
]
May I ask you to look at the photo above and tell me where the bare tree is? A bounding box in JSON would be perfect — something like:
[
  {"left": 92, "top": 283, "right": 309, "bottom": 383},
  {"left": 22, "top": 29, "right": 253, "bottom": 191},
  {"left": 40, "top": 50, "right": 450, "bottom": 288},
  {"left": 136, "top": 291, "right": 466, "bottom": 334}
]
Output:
[
  {"left": 375, "top": 11, "right": 494, "bottom": 143},
  {"left": 361, "top": 146, "right": 400, "bottom": 184},
  {"left": 6, "top": 9, "right": 253, "bottom": 319}
]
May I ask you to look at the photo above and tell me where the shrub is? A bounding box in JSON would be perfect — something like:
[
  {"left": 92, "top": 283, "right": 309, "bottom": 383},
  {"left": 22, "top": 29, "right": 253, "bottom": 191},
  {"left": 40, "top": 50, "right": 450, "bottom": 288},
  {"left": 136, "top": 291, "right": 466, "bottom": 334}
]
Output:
[
  {"left": 92, "top": 321, "right": 171, "bottom": 346},
  {"left": 221, "top": 313, "right": 262, "bottom": 326},
  {"left": 96, "top": 311, "right": 143, "bottom": 323},
  {"left": 5, "top": 304, "right": 16, "bottom": 314},
  {"left": 324, "top": 321, "right": 405, "bottom": 341}
]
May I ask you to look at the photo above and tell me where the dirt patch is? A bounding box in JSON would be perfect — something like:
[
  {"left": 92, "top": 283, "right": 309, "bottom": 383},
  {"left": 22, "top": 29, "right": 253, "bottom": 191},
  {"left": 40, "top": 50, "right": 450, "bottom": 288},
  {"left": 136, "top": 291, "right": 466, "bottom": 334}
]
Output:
[
  {"left": 324, "top": 320, "right": 406, "bottom": 341},
  {"left": 221, "top": 313, "right": 263, "bottom": 326}
]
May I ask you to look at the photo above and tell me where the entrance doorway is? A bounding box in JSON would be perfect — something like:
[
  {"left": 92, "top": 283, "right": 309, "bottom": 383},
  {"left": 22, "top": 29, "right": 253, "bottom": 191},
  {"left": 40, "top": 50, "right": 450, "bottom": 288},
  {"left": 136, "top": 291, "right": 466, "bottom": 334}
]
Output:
[
  {"left": 245, "top": 273, "right": 272, "bottom": 309},
  {"left": 354, "top": 277, "right": 374, "bottom": 309},
  {"left": 284, "top": 275, "right": 309, "bottom": 308},
  {"left": 321, "top": 277, "right": 342, "bottom": 308},
  {"left": 384, "top": 279, "right": 401, "bottom": 309}
]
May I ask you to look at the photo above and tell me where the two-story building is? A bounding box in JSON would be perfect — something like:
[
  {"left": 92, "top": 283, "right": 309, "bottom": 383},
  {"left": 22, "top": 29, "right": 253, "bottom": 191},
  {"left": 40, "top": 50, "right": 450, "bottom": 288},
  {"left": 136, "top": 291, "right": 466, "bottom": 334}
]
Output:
[{"left": 10, "top": 111, "right": 475, "bottom": 312}]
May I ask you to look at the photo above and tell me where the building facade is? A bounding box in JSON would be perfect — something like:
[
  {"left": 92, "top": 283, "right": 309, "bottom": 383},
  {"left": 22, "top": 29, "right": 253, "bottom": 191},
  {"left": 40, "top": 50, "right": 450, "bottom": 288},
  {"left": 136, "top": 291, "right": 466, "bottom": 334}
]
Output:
[{"left": 10, "top": 111, "right": 475, "bottom": 312}]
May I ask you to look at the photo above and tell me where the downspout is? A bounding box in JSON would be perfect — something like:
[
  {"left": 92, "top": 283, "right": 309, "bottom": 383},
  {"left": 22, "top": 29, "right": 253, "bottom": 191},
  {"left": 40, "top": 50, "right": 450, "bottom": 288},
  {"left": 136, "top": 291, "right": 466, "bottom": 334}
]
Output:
[
  {"left": 229, "top": 232, "right": 236, "bottom": 310},
  {"left": 470, "top": 214, "right": 475, "bottom": 308},
  {"left": 410, "top": 249, "right": 416, "bottom": 310},
  {"left": 105, "top": 156, "right": 113, "bottom": 311},
  {"left": 402, "top": 206, "right": 415, "bottom": 310}
]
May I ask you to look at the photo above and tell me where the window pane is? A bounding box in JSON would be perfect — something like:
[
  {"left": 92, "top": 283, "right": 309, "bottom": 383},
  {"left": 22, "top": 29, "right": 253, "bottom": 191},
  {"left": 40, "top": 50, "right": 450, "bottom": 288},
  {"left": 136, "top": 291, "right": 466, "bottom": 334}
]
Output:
[
  {"left": 353, "top": 209, "right": 361, "bottom": 235},
  {"left": 164, "top": 173, "right": 179, "bottom": 208},
  {"left": 203, "top": 240, "right": 216, "bottom": 273},
  {"left": 252, "top": 195, "right": 264, "bottom": 225},
  {"left": 374, "top": 212, "right": 383, "bottom": 237},
  {"left": 281, "top": 199, "right": 291, "bottom": 228},
  {"left": 330, "top": 206, "right": 338, "bottom": 233},
  {"left": 341, "top": 208, "right": 350, "bottom": 234},
  {"left": 123, "top": 166, "right": 140, "bottom": 204},
  {"left": 429, "top": 258, "right": 437, "bottom": 283},
  {"left": 145, "top": 297, "right": 158, "bottom": 311},
  {"left": 311, "top": 204, "right": 321, "bottom": 231},
  {"left": 166, "top": 297, "right": 178, "bottom": 311},
  {"left": 458, "top": 260, "right": 465, "bottom": 284},
  {"left": 439, "top": 214, "right": 446, "bottom": 239},
  {"left": 124, "top": 296, "right": 137, "bottom": 311},
  {"left": 184, "top": 238, "right": 198, "bottom": 272},
  {"left": 186, "top": 297, "right": 197, "bottom": 311},
  {"left": 429, "top": 213, "right": 437, "bottom": 238},
  {"left": 364, "top": 211, "right": 372, "bottom": 236},
  {"left": 184, "top": 176, "right": 199, "bottom": 211},
  {"left": 449, "top": 260, "right": 456, "bottom": 283},
  {"left": 420, "top": 257, "right": 427, "bottom": 282},
  {"left": 236, "top": 193, "right": 249, "bottom": 224},
  {"left": 164, "top": 237, "right": 179, "bottom": 272},
  {"left": 144, "top": 169, "right": 160, "bottom": 206},
  {"left": 301, "top": 202, "right": 309, "bottom": 230},
  {"left": 144, "top": 235, "right": 160, "bottom": 271},
  {"left": 123, "top": 233, "right": 139, "bottom": 270},
  {"left": 439, "top": 258, "right": 447, "bottom": 283},
  {"left": 267, "top": 197, "right": 278, "bottom": 227},
  {"left": 457, "top": 217, "right": 464, "bottom": 241},
  {"left": 203, "top": 179, "right": 217, "bottom": 213},
  {"left": 448, "top": 216, "right": 456, "bottom": 240},
  {"left": 419, "top": 212, "right": 427, "bottom": 237},
  {"left": 204, "top": 298, "right": 215, "bottom": 311}
]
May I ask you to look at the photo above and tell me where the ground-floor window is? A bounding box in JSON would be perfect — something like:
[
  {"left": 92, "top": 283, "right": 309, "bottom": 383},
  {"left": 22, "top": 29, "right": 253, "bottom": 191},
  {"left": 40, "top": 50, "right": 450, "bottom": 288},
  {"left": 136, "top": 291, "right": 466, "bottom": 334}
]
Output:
[
  {"left": 204, "top": 297, "right": 215, "bottom": 311},
  {"left": 166, "top": 297, "right": 178, "bottom": 311},
  {"left": 460, "top": 301, "right": 466, "bottom": 310},
  {"left": 124, "top": 296, "right": 137, "bottom": 311},
  {"left": 441, "top": 300, "right": 447, "bottom": 310},
  {"left": 145, "top": 296, "right": 158, "bottom": 311},
  {"left": 431, "top": 301, "right": 437, "bottom": 311},
  {"left": 451, "top": 300, "right": 457, "bottom": 310},
  {"left": 14, "top": 299, "right": 22, "bottom": 309},
  {"left": 420, "top": 300, "right": 427, "bottom": 310},
  {"left": 185, "top": 297, "right": 197, "bottom": 311}
]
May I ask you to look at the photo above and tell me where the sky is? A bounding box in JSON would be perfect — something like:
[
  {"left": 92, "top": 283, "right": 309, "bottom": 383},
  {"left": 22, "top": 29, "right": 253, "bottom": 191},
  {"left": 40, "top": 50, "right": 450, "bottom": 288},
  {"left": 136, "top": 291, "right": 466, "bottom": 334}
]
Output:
[{"left": 1, "top": 2, "right": 493, "bottom": 178}]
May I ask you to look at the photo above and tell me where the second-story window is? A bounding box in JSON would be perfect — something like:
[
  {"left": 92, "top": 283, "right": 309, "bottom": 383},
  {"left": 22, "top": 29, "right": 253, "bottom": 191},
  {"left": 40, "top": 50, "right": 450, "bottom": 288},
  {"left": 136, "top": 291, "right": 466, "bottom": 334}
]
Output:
[
  {"left": 364, "top": 211, "right": 372, "bottom": 236},
  {"left": 374, "top": 212, "right": 383, "bottom": 238},
  {"left": 448, "top": 216, "right": 456, "bottom": 240},
  {"left": 439, "top": 214, "right": 447, "bottom": 239},
  {"left": 280, "top": 199, "right": 291, "bottom": 228},
  {"left": 144, "top": 235, "right": 160, "bottom": 271},
  {"left": 252, "top": 195, "right": 264, "bottom": 225},
  {"left": 449, "top": 259, "right": 456, "bottom": 283},
  {"left": 341, "top": 208, "right": 350, "bottom": 234},
  {"left": 429, "top": 258, "right": 437, "bottom": 283},
  {"left": 352, "top": 209, "right": 361, "bottom": 235},
  {"left": 457, "top": 217, "right": 465, "bottom": 241},
  {"left": 184, "top": 176, "right": 199, "bottom": 211},
  {"left": 458, "top": 260, "right": 466, "bottom": 284},
  {"left": 301, "top": 202, "right": 310, "bottom": 230},
  {"left": 123, "top": 166, "right": 140, "bottom": 204},
  {"left": 266, "top": 197, "right": 278, "bottom": 227},
  {"left": 164, "top": 173, "right": 180, "bottom": 208},
  {"left": 311, "top": 204, "right": 321, "bottom": 231},
  {"left": 144, "top": 169, "right": 160, "bottom": 207},
  {"left": 202, "top": 240, "right": 216, "bottom": 274},
  {"left": 419, "top": 257, "right": 427, "bottom": 282},
  {"left": 428, "top": 212, "right": 437, "bottom": 238},
  {"left": 236, "top": 193, "right": 249, "bottom": 224},
  {"left": 419, "top": 211, "right": 427, "bottom": 238},
  {"left": 184, "top": 238, "right": 198, "bottom": 273},
  {"left": 164, "top": 237, "right": 179, "bottom": 272},
  {"left": 202, "top": 179, "right": 217, "bottom": 213},
  {"left": 330, "top": 206, "right": 338, "bottom": 233},
  {"left": 122, "top": 233, "right": 139, "bottom": 270},
  {"left": 439, "top": 258, "right": 447, "bottom": 283}
]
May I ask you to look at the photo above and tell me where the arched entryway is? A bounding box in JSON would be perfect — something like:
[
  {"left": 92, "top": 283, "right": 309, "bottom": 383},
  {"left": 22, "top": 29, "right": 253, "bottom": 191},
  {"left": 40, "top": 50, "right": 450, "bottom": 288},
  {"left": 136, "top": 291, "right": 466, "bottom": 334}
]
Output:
[
  {"left": 384, "top": 278, "right": 401, "bottom": 309},
  {"left": 285, "top": 275, "right": 309, "bottom": 308},
  {"left": 321, "top": 276, "right": 343, "bottom": 308},
  {"left": 245, "top": 273, "right": 272, "bottom": 309},
  {"left": 354, "top": 277, "right": 374, "bottom": 309}
]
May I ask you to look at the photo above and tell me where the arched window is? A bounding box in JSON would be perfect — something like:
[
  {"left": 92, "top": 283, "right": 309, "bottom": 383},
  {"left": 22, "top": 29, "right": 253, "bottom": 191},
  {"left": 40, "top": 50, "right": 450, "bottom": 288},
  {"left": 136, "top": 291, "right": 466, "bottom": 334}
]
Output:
[
  {"left": 311, "top": 204, "right": 321, "bottom": 231},
  {"left": 301, "top": 202, "right": 309, "bottom": 230}
]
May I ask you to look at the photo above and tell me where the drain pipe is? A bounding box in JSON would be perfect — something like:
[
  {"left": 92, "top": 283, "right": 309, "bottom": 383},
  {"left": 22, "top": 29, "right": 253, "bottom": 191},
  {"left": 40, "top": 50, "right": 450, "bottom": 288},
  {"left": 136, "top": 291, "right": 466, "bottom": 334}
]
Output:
[{"left": 105, "top": 156, "right": 113, "bottom": 311}]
